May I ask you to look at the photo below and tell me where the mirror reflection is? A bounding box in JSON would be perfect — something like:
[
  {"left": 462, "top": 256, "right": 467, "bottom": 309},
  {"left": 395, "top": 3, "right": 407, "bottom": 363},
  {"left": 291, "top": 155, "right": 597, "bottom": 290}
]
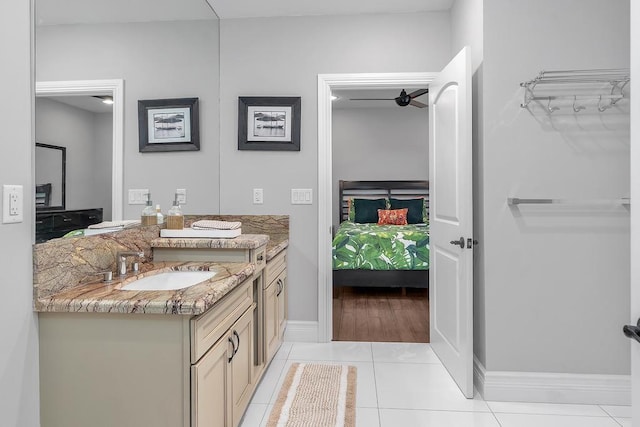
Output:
[
  {"left": 35, "top": 142, "right": 66, "bottom": 210},
  {"left": 34, "top": 0, "right": 219, "bottom": 242}
]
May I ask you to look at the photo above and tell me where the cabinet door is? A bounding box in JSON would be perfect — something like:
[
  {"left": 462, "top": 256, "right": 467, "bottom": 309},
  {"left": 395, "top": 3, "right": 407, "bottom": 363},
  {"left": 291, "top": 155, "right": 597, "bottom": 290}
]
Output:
[
  {"left": 263, "top": 279, "right": 279, "bottom": 362},
  {"left": 192, "top": 335, "right": 232, "bottom": 427},
  {"left": 276, "top": 271, "right": 288, "bottom": 341},
  {"left": 230, "top": 308, "right": 254, "bottom": 427}
]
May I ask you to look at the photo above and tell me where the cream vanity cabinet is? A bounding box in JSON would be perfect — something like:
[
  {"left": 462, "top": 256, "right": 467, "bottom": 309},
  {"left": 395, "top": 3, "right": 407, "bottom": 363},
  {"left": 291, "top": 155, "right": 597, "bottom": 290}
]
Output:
[
  {"left": 191, "top": 282, "right": 255, "bottom": 427},
  {"left": 39, "top": 277, "right": 259, "bottom": 427},
  {"left": 263, "top": 249, "right": 288, "bottom": 361}
]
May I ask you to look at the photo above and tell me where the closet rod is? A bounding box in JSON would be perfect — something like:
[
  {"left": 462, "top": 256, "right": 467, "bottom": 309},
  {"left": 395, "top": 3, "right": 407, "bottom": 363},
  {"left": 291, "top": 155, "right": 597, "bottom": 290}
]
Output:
[{"left": 507, "top": 197, "right": 630, "bottom": 206}]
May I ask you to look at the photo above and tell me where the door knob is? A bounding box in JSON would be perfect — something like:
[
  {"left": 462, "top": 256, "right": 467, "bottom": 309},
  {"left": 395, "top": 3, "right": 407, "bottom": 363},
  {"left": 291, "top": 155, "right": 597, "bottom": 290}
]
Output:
[
  {"left": 449, "top": 237, "right": 465, "bottom": 249},
  {"left": 623, "top": 318, "right": 640, "bottom": 343}
]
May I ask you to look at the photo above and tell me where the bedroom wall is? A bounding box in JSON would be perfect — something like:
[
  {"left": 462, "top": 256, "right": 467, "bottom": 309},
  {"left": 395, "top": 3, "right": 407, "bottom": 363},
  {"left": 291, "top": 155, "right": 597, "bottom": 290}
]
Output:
[
  {"left": 0, "top": 0, "right": 40, "bottom": 425},
  {"left": 219, "top": 12, "right": 452, "bottom": 323},
  {"left": 331, "top": 106, "right": 429, "bottom": 228},
  {"left": 35, "top": 98, "right": 111, "bottom": 215},
  {"left": 93, "top": 112, "right": 113, "bottom": 220},
  {"left": 482, "top": 0, "right": 630, "bottom": 375},
  {"left": 36, "top": 18, "right": 220, "bottom": 216}
]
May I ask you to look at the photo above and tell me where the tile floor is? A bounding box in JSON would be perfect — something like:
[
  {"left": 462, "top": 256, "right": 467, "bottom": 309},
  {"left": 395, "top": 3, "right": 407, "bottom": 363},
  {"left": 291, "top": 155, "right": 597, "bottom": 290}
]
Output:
[{"left": 240, "top": 341, "right": 631, "bottom": 427}]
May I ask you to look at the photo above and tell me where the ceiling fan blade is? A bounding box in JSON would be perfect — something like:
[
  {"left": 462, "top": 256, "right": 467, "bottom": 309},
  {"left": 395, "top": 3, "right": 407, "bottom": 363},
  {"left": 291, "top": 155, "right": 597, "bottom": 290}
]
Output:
[
  {"left": 349, "top": 98, "right": 394, "bottom": 101},
  {"left": 409, "top": 99, "right": 427, "bottom": 108},
  {"left": 407, "top": 88, "right": 429, "bottom": 98}
]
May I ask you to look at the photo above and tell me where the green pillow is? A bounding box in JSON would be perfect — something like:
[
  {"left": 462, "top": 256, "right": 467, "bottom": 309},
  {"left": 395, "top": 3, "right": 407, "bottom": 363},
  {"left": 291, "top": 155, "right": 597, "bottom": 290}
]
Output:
[
  {"left": 353, "top": 198, "right": 387, "bottom": 223},
  {"left": 389, "top": 197, "right": 427, "bottom": 224}
]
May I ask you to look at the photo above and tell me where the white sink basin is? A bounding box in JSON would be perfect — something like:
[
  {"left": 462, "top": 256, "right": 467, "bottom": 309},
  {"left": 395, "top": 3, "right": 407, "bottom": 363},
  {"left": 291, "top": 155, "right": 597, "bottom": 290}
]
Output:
[{"left": 120, "top": 271, "right": 216, "bottom": 291}]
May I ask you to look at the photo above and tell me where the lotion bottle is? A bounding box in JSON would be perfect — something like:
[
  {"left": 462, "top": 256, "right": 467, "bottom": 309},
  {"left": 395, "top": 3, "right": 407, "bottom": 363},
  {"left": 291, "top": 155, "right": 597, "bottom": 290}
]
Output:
[
  {"left": 166, "top": 194, "right": 184, "bottom": 230},
  {"left": 141, "top": 193, "right": 157, "bottom": 226},
  {"left": 155, "top": 204, "right": 164, "bottom": 224}
]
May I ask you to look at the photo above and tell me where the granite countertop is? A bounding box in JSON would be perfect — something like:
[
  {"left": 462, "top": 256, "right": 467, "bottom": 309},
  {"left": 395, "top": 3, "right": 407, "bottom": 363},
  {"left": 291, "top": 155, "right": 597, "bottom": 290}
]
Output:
[
  {"left": 266, "top": 234, "right": 288, "bottom": 261},
  {"left": 34, "top": 261, "right": 256, "bottom": 316},
  {"left": 150, "top": 232, "right": 288, "bottom": 261},
  {"left": 151, "top": 233, "right": 270, "bottom": 250}
]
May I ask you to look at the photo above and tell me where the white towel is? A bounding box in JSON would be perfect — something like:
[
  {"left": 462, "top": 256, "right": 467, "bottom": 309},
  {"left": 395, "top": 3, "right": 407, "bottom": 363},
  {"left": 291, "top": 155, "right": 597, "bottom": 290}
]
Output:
[
  {"left": 87, "top": 220, "right": 141, "bottom": 230},
  {"left": 191, "top": 220, "right": 242, "bottom": 230}
]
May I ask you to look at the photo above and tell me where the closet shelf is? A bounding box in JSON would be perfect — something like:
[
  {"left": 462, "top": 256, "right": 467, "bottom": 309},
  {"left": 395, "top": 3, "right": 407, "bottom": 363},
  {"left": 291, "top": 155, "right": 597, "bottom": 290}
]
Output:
[
  {"left": 520, "top": 68, "right": 630, "bottom": 112},
  {"left": 507, "top": 197, "right": 630, "bottom": 206}
]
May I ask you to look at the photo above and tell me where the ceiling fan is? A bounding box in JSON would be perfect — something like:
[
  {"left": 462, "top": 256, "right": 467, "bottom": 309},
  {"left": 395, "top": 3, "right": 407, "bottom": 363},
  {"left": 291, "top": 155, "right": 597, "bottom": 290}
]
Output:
[{"left": 350, "top": 88, "right": 429, "bottom": 108}]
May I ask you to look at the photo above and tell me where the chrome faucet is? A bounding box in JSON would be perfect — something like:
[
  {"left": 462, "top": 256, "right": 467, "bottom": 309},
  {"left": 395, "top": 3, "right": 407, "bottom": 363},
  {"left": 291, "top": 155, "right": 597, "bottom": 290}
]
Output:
[{"left": 116, "top": 251, "right": 144, "bottom": 276}]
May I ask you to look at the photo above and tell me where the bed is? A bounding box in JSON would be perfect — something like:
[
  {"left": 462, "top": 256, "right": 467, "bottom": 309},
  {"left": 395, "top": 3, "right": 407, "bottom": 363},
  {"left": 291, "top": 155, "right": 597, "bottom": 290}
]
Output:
[{"left": 332, "top": 180, "right": 430, "bottom": 289}]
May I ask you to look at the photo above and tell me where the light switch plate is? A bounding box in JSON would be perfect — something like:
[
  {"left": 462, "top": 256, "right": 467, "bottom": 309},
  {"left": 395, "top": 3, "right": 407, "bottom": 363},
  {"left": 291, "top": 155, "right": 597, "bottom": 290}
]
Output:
[
  {"left": 291, "top": 189, "right": 312, "bottom": 205},
  {"left": 176, "top": 188, "right": 187, "bottom": 204},
  {"left": 128, "top": 189, "right": 149, "bottom": 205},
  {"left": 3, "top": 184, "right": 23, "bottom": 224}
]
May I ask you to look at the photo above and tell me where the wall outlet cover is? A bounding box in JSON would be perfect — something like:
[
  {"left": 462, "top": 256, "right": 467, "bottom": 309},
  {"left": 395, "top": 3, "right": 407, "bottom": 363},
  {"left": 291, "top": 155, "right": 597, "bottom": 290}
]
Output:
[
  {"left": 253, "top": 188, "right": 264, "bottom": 204},
  {"left": 2, "top": 184, "right": 23, "bottom": 224}
]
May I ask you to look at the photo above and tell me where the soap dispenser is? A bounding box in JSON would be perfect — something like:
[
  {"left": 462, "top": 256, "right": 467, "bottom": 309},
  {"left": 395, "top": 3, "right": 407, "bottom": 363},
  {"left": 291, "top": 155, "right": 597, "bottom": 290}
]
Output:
[
  {"left": 141, "top": 193, "right": 158, "bottom": 226},
  {"left": 166, "top": 194, "right": 184, "bottom": 230}
]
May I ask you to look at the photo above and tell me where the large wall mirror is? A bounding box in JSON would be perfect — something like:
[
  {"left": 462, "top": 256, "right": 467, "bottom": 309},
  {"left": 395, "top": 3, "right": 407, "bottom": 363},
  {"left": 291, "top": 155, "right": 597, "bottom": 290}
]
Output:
[{"left": 34, "top": 0, "right": 220, "bottom": 240}]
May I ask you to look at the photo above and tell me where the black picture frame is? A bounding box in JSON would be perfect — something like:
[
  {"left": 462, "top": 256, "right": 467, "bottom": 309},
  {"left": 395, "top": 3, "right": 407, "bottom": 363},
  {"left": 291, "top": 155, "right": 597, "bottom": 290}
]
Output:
[
  {"left": 238, "top": 96, "right": 301, "bottom": 151},
  {"left": 138, "top": 98, "right": 200, "bottom": 152}
]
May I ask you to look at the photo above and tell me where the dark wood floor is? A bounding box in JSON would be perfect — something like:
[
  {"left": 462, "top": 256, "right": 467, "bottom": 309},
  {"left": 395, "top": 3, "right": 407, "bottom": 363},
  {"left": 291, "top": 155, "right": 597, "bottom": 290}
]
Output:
[{"left": 332, "top": 286, "right": 429, "bottom": 343}]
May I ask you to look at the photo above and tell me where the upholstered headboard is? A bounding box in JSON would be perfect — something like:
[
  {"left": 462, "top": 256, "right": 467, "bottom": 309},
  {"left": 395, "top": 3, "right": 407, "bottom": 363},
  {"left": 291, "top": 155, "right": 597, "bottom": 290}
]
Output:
[{"left": 338, "top": 180, "right": 429, "bottom": 222}]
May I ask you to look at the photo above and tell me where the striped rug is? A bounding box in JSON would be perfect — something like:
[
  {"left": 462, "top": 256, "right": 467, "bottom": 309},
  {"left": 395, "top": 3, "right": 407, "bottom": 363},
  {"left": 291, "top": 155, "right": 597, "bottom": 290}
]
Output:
[{"left": 266, "top": 363, "right": 357, "bottom": 427}]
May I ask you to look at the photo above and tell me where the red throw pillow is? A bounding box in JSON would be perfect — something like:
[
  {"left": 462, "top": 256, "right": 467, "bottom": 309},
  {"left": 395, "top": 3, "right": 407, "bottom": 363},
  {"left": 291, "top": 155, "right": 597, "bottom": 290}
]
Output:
[{"left": 377, "top": 208, "right": 408, "bottom": 225}]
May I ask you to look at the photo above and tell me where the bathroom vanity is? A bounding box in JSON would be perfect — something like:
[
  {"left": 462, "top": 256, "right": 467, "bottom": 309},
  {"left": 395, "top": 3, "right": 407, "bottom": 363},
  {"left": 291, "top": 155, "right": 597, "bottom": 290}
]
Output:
[{"left": 34, "top": 215, "right": 289, "bottom": 427}]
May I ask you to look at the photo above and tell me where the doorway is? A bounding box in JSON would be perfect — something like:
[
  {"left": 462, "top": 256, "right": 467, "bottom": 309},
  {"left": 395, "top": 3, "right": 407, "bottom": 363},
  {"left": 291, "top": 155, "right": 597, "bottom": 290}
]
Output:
[
  {"left": 35, "top": 79, "right": 124, "bottom": 222},
  {"left": 330, "top": 88, "right": 430, "bottom": 342},
  {"left": 317, "top": 72, "right": 437, "bottom": 343},
  {"left": 318, "top": 48, "right": 474, "bottom": 397}
]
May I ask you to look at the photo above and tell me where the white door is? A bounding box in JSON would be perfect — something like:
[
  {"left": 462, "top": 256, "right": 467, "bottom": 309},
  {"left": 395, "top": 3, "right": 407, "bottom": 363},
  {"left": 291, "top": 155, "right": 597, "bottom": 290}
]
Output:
[{"left": 429, "top": 46, "right": 474, "bottom": 398}]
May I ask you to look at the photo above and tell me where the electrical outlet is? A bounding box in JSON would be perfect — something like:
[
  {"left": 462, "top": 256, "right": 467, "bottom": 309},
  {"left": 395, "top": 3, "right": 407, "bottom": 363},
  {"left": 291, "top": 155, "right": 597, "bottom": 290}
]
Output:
[
  {"left": 176, "top": 188, "right": 187, "bottom": 204},
  {"left": 253, "top": 188, "right": 263, "bottom": 204},
  {"left": 2, "top": 184, "right": 23, "bottom": 223}
]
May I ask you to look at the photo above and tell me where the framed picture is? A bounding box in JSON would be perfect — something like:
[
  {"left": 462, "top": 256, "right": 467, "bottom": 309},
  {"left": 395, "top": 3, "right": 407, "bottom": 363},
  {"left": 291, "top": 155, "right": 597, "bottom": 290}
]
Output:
[
  {"left": 138, "top": 98, "right": 200, "bottom": 152},
  {"left": 238, "top": 96, "right": 301, "bottom": 151}
]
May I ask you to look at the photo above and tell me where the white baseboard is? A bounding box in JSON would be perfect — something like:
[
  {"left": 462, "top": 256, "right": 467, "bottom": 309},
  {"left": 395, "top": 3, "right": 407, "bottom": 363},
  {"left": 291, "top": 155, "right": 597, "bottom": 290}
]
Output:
[
  {"left": 474, "top": 356, "right": 631, "bottom": 405},
  {"left": 283, "top": 321, "right": 319, "bottom": 342}
]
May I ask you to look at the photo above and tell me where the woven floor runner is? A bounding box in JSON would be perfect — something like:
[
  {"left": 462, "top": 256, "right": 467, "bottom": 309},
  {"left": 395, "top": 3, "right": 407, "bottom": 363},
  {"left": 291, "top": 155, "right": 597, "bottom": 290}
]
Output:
[{"left": 266, "top": 363, "right": 357, "bottom": 427}]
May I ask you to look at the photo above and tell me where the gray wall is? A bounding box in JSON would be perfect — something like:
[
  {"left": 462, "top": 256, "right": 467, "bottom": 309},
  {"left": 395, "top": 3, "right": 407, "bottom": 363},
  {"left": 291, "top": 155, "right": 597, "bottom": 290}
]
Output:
[
  {"left": 36, "top": 18, "right": 220, "bottom": 216},
  {"left": 0, "top": 0, "right": 40, "bottom": 425},
  {"left": 219, "top": 12, "right": 452, "bottom": 322},
  {"left": 35, "top": 98, "right": 112, "bottom": 217},
  {"left": 482, "top": 0, "right": 630, "bottom": 374},
  {"left": 332, "top": 106, "right": 429, "bottom": 228},
  {"left": 630, "top": 0, "right": 639, "bottom": 420}
]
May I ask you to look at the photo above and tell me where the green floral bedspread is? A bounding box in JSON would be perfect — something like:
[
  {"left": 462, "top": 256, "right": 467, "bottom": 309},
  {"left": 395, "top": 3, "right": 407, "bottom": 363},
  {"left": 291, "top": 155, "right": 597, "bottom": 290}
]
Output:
[{"left": 332, "top": 222, "right": 429, "bottom": 270}]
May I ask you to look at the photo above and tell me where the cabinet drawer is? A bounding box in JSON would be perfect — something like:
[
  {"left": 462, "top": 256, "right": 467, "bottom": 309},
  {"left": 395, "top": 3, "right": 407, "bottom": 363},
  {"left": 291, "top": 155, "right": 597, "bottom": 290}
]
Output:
[
  {"left": 264, "top": 250, "right": 287, "bottom": 288},
  {"left": 52, "top": 210, "right": 101, "bottom": 229},
  {"left": 264, "top": 249, "right": 286, "bottom": 288},
  {"left": 35, "top": 214, "right": 54, "bottom": 232},
  {"left": 251, "top": 245, "right": 267, "bottom": 274},
  {"left": 191, "top": 279, "right": 253, "bottom": 364}
]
